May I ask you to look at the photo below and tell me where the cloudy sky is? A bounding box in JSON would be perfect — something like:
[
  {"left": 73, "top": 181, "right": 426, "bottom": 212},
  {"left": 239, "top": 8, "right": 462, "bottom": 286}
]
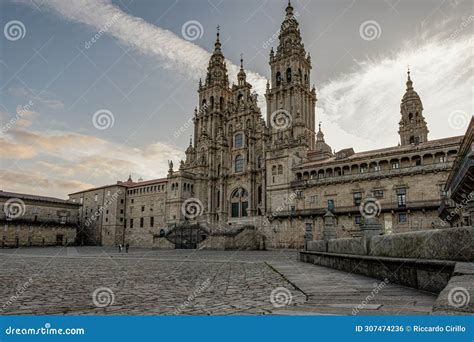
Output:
[{"left": 0, "top": 0, "right": 472, "bottom": 198}]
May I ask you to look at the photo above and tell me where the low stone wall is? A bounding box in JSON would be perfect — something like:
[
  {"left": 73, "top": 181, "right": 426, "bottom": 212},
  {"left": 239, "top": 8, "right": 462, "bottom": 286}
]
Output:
[
  {"left": 300, "top": 251, "right": 455, "bottom": 293},
  {"left": 198, "top": 227, "right": 262, "bottom": 250},
  {"left": 306, "top": 227, "right": 473, "bottom": 261},
  {"left": 328, "top": 237, "right": 367, "bottom": 255},
  {"left": 432, "top": 262, "right": 474, "bottom": 314},
  {"left": 302, "top": 226, "right": 474, "bottom": 294},
  {"left": 369, "top": 227, "right": 473, "bottom": 261}
]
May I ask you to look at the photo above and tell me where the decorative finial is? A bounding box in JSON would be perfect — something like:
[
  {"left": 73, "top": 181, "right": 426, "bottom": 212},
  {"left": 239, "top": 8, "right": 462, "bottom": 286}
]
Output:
[
  {"left": 319, "top": 121, "right": 322, "bottom": 131},
  {"left": 406, "top": 66, "right": 413, "bottom": 90},
  {"left": 189, "top": 136, "right": 192, "bottom": 146},
  {"left": 240, "top": 53, "right": 244, "bottom": 68},
  {"left": 216, "top": 25, "right": 220, "bottom": 40}
]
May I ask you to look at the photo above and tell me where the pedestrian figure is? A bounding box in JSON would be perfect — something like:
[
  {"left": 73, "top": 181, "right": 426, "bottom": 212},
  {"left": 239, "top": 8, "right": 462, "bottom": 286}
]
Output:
[
  {"left": 118, "top": 244, "right": 122, "bottom": 253},
  {"left": 125, "top": 243, "right": 129, "bottom": 253}
]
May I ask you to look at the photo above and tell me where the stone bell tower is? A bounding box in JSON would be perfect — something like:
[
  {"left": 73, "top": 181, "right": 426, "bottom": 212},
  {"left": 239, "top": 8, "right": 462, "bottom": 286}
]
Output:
[
  {"left": 265, "top": 0, "right": 317, "bottom": 150},
  {"left": 399, "top": 69, "right": 429, "bottom": 145}
]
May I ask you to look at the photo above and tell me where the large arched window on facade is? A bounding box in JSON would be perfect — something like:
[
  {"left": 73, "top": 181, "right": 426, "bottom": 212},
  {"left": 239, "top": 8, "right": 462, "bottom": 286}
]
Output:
[
  {"left": 234, "top": 133, "right": 243, "bottom": 148},
  {"left": 235, "top": 155, "right": 244, "bottom": 173},
  {"left": 231, "top": 187, "right": 249, "bottom": 218}
]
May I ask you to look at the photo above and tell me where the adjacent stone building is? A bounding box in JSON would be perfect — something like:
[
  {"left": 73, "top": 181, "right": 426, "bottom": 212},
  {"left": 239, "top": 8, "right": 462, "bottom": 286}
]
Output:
[
  {"left": 68, "top": 1, "right": 467, "bottom": 249},
  {"left": 0, "top": 191, "right": 79, "bottom": 247}
]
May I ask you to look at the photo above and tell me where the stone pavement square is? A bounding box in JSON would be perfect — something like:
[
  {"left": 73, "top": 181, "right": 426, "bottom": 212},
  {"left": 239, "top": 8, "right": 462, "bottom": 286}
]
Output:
[{"left": 0, "top": 247, "right": 436, "bottom": 315}]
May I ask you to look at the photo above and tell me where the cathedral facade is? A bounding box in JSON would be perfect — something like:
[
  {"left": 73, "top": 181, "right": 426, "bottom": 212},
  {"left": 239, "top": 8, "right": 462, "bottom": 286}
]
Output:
[{"left": 68, "top": 2, "right": 466, "bottom": 249}]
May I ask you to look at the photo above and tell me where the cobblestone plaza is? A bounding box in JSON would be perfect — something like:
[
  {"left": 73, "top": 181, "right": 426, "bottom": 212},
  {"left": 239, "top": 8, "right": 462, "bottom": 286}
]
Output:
[{"left": 0, "top": 247, "right": 436, "bottom": 316}]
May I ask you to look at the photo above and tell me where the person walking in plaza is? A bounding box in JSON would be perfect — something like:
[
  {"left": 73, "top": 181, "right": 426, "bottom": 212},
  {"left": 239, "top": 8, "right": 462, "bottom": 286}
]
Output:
[
  {"left": 118, "top": 244, "right": 122, "bottom": 253},
  {"left": 125, "top": 243, "right": 129, "bottom": 253}
]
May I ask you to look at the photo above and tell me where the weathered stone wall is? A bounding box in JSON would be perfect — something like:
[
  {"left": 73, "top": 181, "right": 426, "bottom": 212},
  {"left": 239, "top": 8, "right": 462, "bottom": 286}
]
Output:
[
  {"left": 124, "top": 183, "right": 167, "bottom": 247},
  {"left": 1, "top": 223, "right": 76, "bottom": 247},
  {"left": 369, "top": 226, "right": 473, "bottom": 261},
  {"left": 69, "top": 185, "right": 126, "bottom": 246}
]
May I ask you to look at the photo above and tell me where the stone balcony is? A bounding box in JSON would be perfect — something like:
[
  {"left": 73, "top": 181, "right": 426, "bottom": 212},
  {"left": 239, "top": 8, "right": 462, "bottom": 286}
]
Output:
[
  {"left": 291, "top": 162, "right": 454, "bottom": 188},
  {"left": 271, "top": 199, "right": 442, "bottom": 218}
]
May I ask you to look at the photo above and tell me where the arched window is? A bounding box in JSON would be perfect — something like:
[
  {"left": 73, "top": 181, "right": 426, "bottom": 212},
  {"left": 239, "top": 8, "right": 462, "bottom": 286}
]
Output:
[
  {"left": 286, "top": 68, "right": 292, "bottom": 83},
  {"left": 257, "top": 155, "right": 263, "bottom": 169},
  {"left": 278, "top": 165, "right": 283, "bottom": 175},
  {"left": 276, "top": 72, "right": 282, "bottom": 86},
  {"left": 272, "top": 165, "right": 277, "bottom": 175},
  {"left": 219, "top": 97, "right": 224, "bottom": 110},
  {"left": 210, "top": 96, "right": 214, "bottom": 109},
  {"left": 258, "top": 186, "right": 262, "bottom": 204},
  {"left": 202, "top": 99, "right": 207, "bottom": 109},
  {"left": 234, "top": 133, "right": 243, "bottom": 148},
  {"left": 231, "top": 187, "right": 249, "bottom": 218},
  {"left": 235, "top": 155, "right": 244, "bottom": 173}
]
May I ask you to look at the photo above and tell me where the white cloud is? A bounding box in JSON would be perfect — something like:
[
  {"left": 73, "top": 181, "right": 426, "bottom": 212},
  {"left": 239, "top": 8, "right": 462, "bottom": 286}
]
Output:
[
  {"left": 317, "top": 33, "right": 473, "bottom": 152},
  {"left": 25, "top": 0, "right": 268, "bottom": 101}
]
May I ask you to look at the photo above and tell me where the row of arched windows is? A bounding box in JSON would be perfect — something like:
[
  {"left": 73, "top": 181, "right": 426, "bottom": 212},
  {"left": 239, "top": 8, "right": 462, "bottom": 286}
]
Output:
[
  {"left": 275, "top": 68, "right": 308, "bottom": 86},
  {"left": 295, "top": 150, "right": 457, "bottom": 181},
  {"left": 171, "top": 183, "right": 194, "bottom": 192},
  {"left": 272, "top": 165, "right": 284, "bottom": 175}
]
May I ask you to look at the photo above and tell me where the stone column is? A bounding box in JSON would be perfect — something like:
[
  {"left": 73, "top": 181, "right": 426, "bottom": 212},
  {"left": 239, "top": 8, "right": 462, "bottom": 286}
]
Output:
[
  {"left": 323, "top": 210, "right": 337, "bottom": 241},
  {"left": 360, "top": 216, "right": 383, "bottom": 238},
  {"left": 304, "top": 223, "right": 313, "bottom": 250}
]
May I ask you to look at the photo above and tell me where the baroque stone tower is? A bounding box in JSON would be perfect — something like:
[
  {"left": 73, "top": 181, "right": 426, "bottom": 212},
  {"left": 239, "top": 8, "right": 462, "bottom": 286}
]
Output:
[
  {"left": 399, "top": 70, "right": 429, "bottom": 145},
  {"left": 265, "top": 0, "right": 317, "bottom": 150}
]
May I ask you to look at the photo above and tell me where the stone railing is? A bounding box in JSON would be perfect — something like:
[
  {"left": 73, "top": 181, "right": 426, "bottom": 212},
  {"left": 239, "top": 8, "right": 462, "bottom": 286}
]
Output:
[
  {"left": 272, "top": 199, "right": 442, "bottom": 218},
  {"left": 291, "top": 162, "right": 453, "bottom": 187},
  {"left": 300, "top": 226, "right": 473, "bottom": 314}
]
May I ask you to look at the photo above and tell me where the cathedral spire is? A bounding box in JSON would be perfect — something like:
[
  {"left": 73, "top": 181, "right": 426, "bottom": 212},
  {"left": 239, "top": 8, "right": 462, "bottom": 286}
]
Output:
[
  {"left": 204, "top": 25, "right": 229, "bottom": 87},
  {"left": 286, "top": 0, "right": 294, "bottom": 16},
  {"left": 399, "top": 69, "right": 429, "bottom": 145},
  {"left": 406, "top": 67, "right": 413, "bottom": 90},
  {"left": 314, "top": 122, "right": 333, "bottom": 159},
  {"left": 214, "top": 25, "right": 221, "bottom": 52},
  {"left": 237, "top": 53, "right": 247, "bottom": 86}
]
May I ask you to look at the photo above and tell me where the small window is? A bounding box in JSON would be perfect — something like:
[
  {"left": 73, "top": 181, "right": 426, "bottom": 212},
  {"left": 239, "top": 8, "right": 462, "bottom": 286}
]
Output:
[
  {"left": 235, "top": 155, "right": 244, "bottom": 173},
  {"left": 130, "top": 219, "right": 134, "bottom": 228},
  {"left": 397, "top": 188, "right": 407, "bottom": 208},
  {"left": 374, "top": 190, "right": 384, "bottom": 198},
  {"left": 398, "top": 213, "right": 407, "bottom": 223},
  {"left": 392, "top": 162, "right": 400, "bottom": 169},
  {"left": 140, "top": 217, "right": 144, "bottom": 228},
  {"left": 327, "top": 199, "right": 335, "bottom": 211},
  {"left": 439, "top": 156, "right": 446, "bottom": 163},
  {"left": 131, "top": 199, "right": 134, "bottom": 204},
  {"left": 141, "top": 206, "right": 145, "bottom": 212},
  {"left": 234, "top": 133, "right": 243, "bottom": 148},
  {"left": 278, "top": 165, "right": 283, "bottom": 175},
  {"left": 374, "top": 165, "right": 381, "bottom": 172},
  {"left": 272, "top": 165, "right": 277, "bottom": 175},
  {"left": 353, "top": 192, "right": 362, "bottom": 206},
  {"left": 355, "top": 215, "right": 362, "bottom": 225},
  {"left": 150, "top": 217, "right": 154, "bottom": 227}
]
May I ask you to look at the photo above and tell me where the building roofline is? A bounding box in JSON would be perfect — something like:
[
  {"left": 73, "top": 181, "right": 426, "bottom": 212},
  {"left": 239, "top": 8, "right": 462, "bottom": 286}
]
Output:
[
  {"left": 0, "top": 190, "right": 80, "bottom": 206},
  {"left": 302, "top": 136, "right": 463, "bottom": 168},
  {"left": 68, "top": 177, "right": 168, "bottom": 196}
]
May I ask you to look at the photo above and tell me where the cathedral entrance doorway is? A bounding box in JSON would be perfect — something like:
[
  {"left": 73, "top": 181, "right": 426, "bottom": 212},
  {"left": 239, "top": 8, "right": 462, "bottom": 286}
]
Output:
[{"left": 168, "top": 224, "right": 207, "bottom": 249}]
